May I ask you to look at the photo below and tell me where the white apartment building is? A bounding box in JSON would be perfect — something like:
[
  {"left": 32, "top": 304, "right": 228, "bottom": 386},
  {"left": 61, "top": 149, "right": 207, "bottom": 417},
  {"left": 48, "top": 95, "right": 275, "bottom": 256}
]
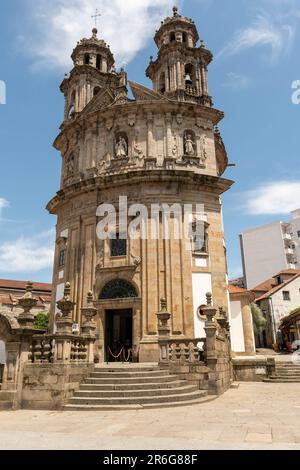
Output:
[{"left": 240, "top": 210, "right": 300, "bottom": 289}]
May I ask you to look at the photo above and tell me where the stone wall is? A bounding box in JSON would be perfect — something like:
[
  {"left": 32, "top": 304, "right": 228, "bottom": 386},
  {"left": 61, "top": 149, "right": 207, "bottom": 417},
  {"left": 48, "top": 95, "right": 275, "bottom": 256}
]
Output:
[
  {"left": 21, "top": 363, "right": 94, "bottom": 410},
  {"left": 233, "top": 357, "right": 275, "bottom": 382}
]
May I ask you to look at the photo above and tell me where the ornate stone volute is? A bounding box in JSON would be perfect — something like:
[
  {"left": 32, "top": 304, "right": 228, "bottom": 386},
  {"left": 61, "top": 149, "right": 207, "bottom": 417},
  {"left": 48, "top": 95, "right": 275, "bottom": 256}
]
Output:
[
  {"left": 18, "top": 281, "right": 38, "bottom": 328},
  {"left": 56, "top": 282, "right": 76, "bottom": 335},
  {"left": 81, "top": 291, "right": 97, "bottom": 337},
  {"left": 156, "top": 298, "right": 171, "bottom": 337}
]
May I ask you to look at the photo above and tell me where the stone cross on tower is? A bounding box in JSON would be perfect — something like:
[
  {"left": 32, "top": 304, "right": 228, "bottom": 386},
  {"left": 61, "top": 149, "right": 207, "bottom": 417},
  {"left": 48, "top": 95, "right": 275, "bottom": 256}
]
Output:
[{"left": 91, "top": 9, "right": 101, "bottom": 28}]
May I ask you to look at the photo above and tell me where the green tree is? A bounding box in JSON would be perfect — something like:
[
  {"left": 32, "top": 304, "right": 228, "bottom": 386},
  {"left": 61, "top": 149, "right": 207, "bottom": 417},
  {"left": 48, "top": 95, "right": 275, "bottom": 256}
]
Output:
[
  {"left": 34, "top": 313, "right": 49, "bottom": 331},
  {"left": 251, "top": 303, "right": 266, "bottom": 336}
]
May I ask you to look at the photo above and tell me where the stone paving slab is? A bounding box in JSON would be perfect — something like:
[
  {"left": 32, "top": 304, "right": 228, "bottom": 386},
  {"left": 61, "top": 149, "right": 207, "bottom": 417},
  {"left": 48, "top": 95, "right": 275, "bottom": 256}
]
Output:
[{"left": 0, "top": 383, "right": 300, "bottom": 450}]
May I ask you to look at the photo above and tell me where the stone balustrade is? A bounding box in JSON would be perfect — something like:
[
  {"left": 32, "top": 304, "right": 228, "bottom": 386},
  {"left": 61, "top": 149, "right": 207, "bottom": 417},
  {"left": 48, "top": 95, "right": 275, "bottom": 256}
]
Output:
[
  {"left": 29, "top": 334, "right": 94, "bottom": 364},
  {"left": 156, "top": 293, "right": 232, "bottom": 395},
  {"left": 28, "top": 285, "right": 96, "bottom": 365},
  {"left": 168, "top": 338, "right": 205, "bottom": 363}
]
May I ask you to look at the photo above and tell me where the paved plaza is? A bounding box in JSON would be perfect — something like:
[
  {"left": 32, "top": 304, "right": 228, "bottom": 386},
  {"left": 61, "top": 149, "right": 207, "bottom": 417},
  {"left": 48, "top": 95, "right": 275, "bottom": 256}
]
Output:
[{"left": 0, "top": 382, "right": 299, "bottom": 450}]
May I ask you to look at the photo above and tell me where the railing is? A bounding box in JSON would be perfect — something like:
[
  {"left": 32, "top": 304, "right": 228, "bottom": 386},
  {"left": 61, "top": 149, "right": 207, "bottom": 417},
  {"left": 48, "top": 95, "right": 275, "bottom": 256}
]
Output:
[
  {"left": 185, "top": 85, "right": 198, "bottom": 96},
  {"left": 29, "top": 334, "right": 93, "bottom": 364},
  {"left": 168, "top": 338, "right": 205, "bottom": 363}
]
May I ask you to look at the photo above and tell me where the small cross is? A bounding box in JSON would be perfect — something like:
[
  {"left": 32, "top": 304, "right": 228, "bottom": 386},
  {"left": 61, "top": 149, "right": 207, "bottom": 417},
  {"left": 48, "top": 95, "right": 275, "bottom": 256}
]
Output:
[{"left": 91, "top": 9, "right": 101, "bottom": 29}]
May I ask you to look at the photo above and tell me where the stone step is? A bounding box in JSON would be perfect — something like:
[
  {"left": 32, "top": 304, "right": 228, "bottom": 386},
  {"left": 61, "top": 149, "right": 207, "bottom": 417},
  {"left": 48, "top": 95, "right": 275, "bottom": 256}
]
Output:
[
  {"left": 89, "top": 370, "right": 170, "bottom": 379},
  {"left": 275, "top": 369, "right": 300, "bottom": 373},
  {"left": 85, "top": 375, "right": 179, "bottom": 385},
  {"left": 264, "top": 377, "right": 300, "bottom": 383},
  {"left": 64, "top": 394, "right": 215, "bottom": 411},
  {"left": 95, "top": 366, "right": 160, "bottom": 372},
  {"left": 73, "top": 385, "right": 198, "bottom": 398},
  {"left": 68, "top": 390, "right": 206, "bottom": 406},
  {"left": 80, "top": 380, "right": 188, "bottom": 391},
  {"left": 276, "top": 363, "right": 300, "bottom": 370}
]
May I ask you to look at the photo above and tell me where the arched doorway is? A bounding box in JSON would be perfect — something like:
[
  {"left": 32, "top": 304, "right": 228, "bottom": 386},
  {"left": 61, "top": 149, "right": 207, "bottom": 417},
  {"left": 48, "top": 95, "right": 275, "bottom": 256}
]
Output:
[{"left": 99, "top": 280, "right": 138, "bottom": 362}]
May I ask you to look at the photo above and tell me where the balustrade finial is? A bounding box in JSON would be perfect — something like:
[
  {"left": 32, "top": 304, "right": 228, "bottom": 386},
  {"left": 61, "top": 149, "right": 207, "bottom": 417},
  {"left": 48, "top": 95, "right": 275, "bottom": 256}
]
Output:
[
  {"left": 87, "top": 290, "right": 94, "bottom": 305},
  {"left": 206, "top": 292, "right": 212, "bottom": 306},
  {"left": 64, "top": 282, "right": 71, "bottom": 300},
  {"left": 160, "top": 298, "right": 167, "bottom": 312}
]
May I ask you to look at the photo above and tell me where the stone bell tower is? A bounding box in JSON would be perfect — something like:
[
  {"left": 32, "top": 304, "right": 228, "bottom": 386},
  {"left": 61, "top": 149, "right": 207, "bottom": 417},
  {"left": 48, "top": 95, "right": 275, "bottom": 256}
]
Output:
[
  {"left": 48, "top": 7, "right": 233, "bottom": 363},
  {"left": 146, "top": 6, "right": 212, "bottom": 106},
  {"left": 61, "top": 27, "right": 117, "bottom": 120}
]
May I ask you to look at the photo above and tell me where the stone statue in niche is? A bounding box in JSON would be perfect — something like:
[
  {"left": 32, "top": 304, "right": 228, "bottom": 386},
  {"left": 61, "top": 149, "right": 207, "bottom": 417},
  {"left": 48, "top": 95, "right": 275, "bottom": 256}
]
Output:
[
  {"left": 184, "top": 133, "right": 195, "bottom": 156},
  {"left": 133, "top": 137, "right": 144, "bottom": 167},
  {"left": 115, "top": 136, "right": 128, "bottom": 158},
  {"left": 200, "top": 134, "right": 208, "bottom": 165}
]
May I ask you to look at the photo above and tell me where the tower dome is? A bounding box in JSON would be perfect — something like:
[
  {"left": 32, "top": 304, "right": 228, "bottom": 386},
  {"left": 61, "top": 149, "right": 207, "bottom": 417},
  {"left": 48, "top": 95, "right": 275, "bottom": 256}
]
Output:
[
  {"left": 146, "top": 6, "right": 212, "bottom": 106},
  {"left": 154, "top": 5, "right": 199, "bottom": 49},
  {"left": 71, "top": 27, "right": 115, "bottom": 72},
  {"left": 61, "top": 28, "right": 117, "bottom": 121}
]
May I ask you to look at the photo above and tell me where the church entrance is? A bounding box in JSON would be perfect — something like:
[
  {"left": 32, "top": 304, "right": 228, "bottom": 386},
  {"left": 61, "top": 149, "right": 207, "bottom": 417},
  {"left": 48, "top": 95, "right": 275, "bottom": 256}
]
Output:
[{"left": 105, "top": 309, "right": 133, "bottom": 363}]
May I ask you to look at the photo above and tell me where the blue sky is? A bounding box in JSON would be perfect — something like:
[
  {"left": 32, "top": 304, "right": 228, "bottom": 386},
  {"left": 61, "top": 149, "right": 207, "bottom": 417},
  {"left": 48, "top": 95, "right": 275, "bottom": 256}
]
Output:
[{"left": 0, "top": 0, "right": 300, "bottom": 282}]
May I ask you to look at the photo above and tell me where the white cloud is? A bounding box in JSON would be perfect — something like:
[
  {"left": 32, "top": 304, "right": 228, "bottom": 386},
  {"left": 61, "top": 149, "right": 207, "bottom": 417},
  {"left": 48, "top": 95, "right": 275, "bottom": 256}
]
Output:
[
  {"left": 222, "top": 72, "right": 252, "bottom": 90},
  {"left": 24, "top": 0, "right": 178, "bottom": 70},
  {"left": 243, "top": 181, "right": 300, "bottom": 215},
  {"left": 218, "top": 13, "right": 295, "bottom": 62},
  {"left": 0, "top": 198, "right": 9, "bottom": 219},
  {"left": 0, "top": 229, "right": 54, "bottom": 274}
]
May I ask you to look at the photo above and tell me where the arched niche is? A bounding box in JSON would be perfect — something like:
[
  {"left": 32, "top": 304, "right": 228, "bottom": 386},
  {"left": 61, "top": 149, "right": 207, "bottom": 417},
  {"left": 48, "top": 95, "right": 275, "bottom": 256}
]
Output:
[
  {"left": 170, "top": 32, "right": 176, "bottom": 43},
  {"left": 96, "top": 54, "right": 102, "bottom": 70},
  {"left": 84, "top": 53, "right": 91, "bottom": 65},
  {"left": 185, "top": 63, "right": 196, "bottom": 87},
  {"left": 183, "top": 129, "right": 196, "bottom": 157},
  {"left": 114, "top": 131, "right": 128, "bottom": 158},
  {"left": 159, "top": 72, "right": 166, "bottom": 94}
]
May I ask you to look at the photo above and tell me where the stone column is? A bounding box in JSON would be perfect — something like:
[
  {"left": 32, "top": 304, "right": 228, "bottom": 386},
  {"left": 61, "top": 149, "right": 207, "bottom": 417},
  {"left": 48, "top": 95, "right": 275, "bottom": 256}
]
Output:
[
  {"left": 203, "top": 293, "right": 217, "bottom": 364},
  {"left": 177, "top": 61, "right": 182, "bottom": 89},
  {"left": 165, "top": 113, "right": 173, "bottom": 158},
  {"left": 147, "top": 112, "right": 154, "bottom": 157},
  {"left": 173, "top": 63, "right": 177, "bottom": 90},
  {"left": 165, "top": 66, "right": 170, "bottom": 92},
  {"left": 75, "top": 90, "right": 79, "bottom": 113},
  {"left": 241, "top": 299, "right": 256, "bottom": 355}
]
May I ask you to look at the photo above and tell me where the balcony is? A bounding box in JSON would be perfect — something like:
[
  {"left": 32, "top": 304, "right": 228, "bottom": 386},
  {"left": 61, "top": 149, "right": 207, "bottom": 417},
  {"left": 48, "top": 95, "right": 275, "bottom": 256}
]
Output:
[{"left": 285, "top": 247, "right": 295, "bottom": 255}]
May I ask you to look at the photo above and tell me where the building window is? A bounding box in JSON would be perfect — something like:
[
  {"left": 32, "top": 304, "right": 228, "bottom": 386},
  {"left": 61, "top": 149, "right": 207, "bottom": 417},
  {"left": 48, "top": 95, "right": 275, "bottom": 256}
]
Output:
[
  {"left": 190, "top": 222, "right": 208, "bottom": 254},
  {"left": 283, "top": 291, "right": 291, "bottom": 301},
  {"left": 110, "top": 234, "right": 127, "bottom": 257},
  {"left": 59, "top": 249, "right": 66, "bottom": 268},
  {"left": 100, "top": 279, "right": 137, "bottom": 300},
  {"left": 84, "top": 53, "right": 90, "bottom": 65},
  {"left": 96, "top": 54, "right": 102, "bottom": 70},
  {"left": 297, "top": 230, "right": 300, "bottom": 238},
  {"left": 170, "top": 32, "right": 176, "bottom": 43}
]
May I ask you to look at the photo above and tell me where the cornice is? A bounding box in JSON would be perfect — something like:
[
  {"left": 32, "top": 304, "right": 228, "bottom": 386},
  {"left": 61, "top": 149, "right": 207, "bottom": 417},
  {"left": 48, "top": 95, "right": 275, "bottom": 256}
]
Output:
[{"left": 46, "top": 170, "right": 234, "bottom": 214}]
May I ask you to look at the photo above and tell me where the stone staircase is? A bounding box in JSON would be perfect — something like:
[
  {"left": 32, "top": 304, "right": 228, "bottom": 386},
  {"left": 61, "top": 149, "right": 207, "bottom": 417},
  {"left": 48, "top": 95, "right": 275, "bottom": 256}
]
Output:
[
  {"left": 264, "top": 362, "right": 300, "bottom": 383},
  {"left": 64, "top": 365, "right": 212, "bottom": 410}
]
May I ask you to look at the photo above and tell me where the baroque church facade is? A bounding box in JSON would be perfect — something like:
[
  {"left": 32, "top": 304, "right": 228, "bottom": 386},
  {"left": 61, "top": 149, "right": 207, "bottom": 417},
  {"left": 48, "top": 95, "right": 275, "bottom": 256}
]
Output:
[{"left": 48, "top": 6, "right": 233, "bottom": 363}]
